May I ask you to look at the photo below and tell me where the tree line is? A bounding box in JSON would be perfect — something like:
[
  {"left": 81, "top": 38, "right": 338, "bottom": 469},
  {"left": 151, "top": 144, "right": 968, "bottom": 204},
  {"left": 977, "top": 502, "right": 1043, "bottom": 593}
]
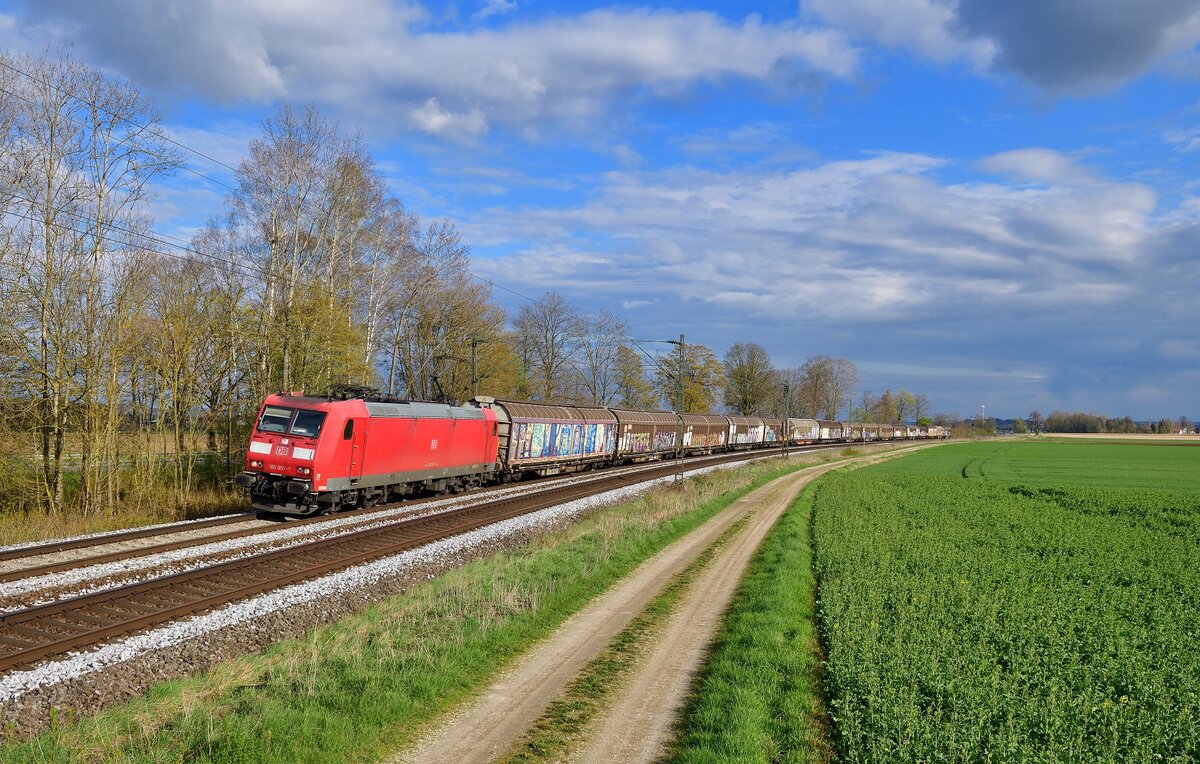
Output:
[
  {"left": 1015, "top": 411, "right": 1196, "bottom": 435},
  {"left": 0, "top": 50, "right": 934, "bottom": 519}
]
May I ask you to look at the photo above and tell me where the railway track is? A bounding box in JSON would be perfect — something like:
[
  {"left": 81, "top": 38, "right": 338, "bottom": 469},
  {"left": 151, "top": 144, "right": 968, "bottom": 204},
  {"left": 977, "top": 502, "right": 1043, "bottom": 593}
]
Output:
[
  {"left": 0, "top": 513, "right": 256, "bottom": 563},
  {"left": 0, "top": 446, "right": 825, "bottom": 586},
  {"left": 0, "top": 448, "right": 780, "bottom": 675}
]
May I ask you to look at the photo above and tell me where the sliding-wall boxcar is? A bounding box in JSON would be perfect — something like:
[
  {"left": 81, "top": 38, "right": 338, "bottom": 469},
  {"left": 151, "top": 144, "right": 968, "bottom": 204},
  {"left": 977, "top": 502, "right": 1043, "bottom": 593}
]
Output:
[
  {"left": 612, "top": 408, "right": 680, "bottom": 460},
  {"left": 818, "top": 420, "right": 843, "bottom": 441},
  {"left": 785, "top": 418, "right": 820, "bottom": 444},
  {"left": 682, "top": 413, "right": 728, "bottom": 451},
  {"left": 482, "top": 398, "right": 617, "bottom": 478},
  {"left": 762, "top": 418, "right": 783, "bottom": 444},
  {"left": 727, "top": 416, "right": 766, "bottom": 448}
]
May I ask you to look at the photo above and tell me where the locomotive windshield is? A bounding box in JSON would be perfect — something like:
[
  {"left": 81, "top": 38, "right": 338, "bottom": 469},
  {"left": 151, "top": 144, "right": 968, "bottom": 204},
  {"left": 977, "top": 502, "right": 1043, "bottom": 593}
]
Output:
[{"left": 256, "top": 406, "right": 327, "bottom": 438}]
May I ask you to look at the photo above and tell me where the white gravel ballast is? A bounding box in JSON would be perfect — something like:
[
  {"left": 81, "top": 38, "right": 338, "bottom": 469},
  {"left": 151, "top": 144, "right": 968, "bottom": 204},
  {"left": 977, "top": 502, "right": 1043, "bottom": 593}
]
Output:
[{"left": 0, "top": 458, "right": 757, "bottom": 723}]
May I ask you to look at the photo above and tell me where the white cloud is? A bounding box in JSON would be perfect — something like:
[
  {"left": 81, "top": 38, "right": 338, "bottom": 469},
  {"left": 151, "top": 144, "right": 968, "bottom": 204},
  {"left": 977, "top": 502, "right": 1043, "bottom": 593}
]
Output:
[
  {"left": 472, "top": 149, "right": 1173, "bottom": 330},
  {"left": 473, "top": 0, "right": 518, "bottom": 22},
  {"left": 11, "top": 3, "right": 858, "bottom": 139},
  {"left": 977, "top": 148, "right": 1095, "bottom": 184},
  {"left": 410, "top": 98, "right": 489, "bottom": 140},
  {"left": 1164, "top": 128, "right": 1200, "bottom": 152}
]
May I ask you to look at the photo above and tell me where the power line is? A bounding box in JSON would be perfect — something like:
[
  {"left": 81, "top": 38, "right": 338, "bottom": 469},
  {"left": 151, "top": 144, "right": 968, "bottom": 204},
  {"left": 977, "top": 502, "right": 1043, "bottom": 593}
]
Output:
[
  {"left": 0, "top": 58, "right": 243, "bottom": 192},
  {"left": 0, "top": 53, "right": 540, "bottom": 310},
  {"left": 0, "top": 81, "right": 239, "bottom": 194},
  {"left": 1, "top": 206, "right": 270, "bottom": 282},
  {"left": 629, "top": 339, "right": 675, "bottom": 378}
]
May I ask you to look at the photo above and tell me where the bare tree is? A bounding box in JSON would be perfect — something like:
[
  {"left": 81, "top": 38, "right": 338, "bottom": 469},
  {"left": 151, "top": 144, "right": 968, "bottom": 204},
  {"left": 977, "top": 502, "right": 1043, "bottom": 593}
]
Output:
[
  {"left": 5, "top": 50, "right": 179, "bottom": 514},
  {"left": 512, "top": 292, "right": 584, "bottom": 402},
  {"left": 576, "top": 310, "right": 628, "bottom": 405},
  {"left": 231, "top": 103, "right": 339, "bottom": 395},
  {"left": 765, "top": 366, "right": 805, "bottom": 418},
  {"left": 384, "top": 219, "right": 480, "bottom": 400},
  {"left": 798, "top": 355, "right": 859, "bottom": 420},
  {"left": 913, "top": 393, "right": 931, "bottom": 423},
  {"left": 723, "top": 342, "right": 775, "bottom": 415}
]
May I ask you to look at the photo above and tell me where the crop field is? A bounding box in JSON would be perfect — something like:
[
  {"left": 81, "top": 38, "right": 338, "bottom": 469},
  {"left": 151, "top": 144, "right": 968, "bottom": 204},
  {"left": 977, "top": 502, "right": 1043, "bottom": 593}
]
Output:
[{"left": 813, "top": 440, "right": 1200, "bottom": 761}]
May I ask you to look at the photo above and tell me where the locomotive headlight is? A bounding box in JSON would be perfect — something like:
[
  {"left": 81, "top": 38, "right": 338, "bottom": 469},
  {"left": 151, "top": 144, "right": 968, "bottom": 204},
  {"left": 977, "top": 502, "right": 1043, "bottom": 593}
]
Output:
[
  {"left": 297, "top": 467, "right": 312, "bottom": 476},
  {"left": 250, "top": 460, "right": 264, "bottom": 469}
]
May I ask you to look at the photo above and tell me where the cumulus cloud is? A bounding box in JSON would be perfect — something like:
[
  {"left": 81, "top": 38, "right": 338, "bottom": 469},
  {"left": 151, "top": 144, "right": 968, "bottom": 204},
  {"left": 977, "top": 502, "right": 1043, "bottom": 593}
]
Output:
[
  {"left": 808, "top": 0, "right": 1200, "bottom": 92},
  {"left": 474, "top": 149, "right": 1170, "bottom": 320},
  {"left": 490, "top": 151, "right": 1194, "bottom": 415},
  {"left": 10, "top": 1, "right": 857, "bottom": 139},
  {"left": 468, "top": 146, "right": 1198, "bottom": 416},
  {"left": 410, "top": 98, "right": 488, "bottom": 140}
]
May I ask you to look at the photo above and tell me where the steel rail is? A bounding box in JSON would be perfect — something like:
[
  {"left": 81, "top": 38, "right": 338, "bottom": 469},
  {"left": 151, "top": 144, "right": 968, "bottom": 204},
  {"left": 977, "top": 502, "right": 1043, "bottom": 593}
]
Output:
[
  {"left": 0, "top": 450, "right": 769, "bottom": 674},
  {"left": 0, "top": 445, "right": 815, "bottom": 585},
  {"left": 0, "top": 514, "right": 255, "bottom": 562}
]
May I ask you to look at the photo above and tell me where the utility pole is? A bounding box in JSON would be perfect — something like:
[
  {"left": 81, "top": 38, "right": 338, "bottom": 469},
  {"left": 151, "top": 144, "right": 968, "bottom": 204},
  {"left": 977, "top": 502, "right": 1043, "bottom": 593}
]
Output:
[
  {"left": 668, "top": 334, "right": 685, "bottom": 484},
  {"left": 782, "top": 380, "right": 790, "bottom": 458},
  {"left": 470, "top": 336, "right": 488, "bottom": 399}
]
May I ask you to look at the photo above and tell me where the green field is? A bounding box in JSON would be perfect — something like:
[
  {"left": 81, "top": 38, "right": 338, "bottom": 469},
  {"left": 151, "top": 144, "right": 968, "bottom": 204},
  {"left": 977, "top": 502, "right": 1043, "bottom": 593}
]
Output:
[
  {"left": 813, "top": 440, "right": 1200, "bottom": 761},
  {"left": 867, "top": 438, "right": 1200, "bottom": 490}
]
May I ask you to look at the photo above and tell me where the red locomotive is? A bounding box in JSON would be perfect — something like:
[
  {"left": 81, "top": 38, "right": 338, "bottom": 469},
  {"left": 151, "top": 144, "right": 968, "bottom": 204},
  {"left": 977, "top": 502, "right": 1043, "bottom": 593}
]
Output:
[{"left": 235, "top": 389, "right": 499, "bottom": 515}]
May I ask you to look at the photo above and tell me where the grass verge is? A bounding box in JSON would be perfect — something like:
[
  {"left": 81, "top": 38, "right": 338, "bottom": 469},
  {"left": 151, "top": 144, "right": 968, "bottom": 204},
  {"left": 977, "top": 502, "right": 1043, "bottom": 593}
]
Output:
[
  {"left": 1, "top": 455, "right": 843, "bottom": 764},
  {"left": 671, "top": 482, "right": 831, "bottom": 764}
]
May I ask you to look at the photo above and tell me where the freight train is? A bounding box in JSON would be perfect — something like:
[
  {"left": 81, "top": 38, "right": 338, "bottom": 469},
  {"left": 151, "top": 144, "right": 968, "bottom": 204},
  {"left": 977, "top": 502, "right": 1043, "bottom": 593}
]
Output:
[{"left": 235, "top": 388, "right": 947, "bottom": 516}]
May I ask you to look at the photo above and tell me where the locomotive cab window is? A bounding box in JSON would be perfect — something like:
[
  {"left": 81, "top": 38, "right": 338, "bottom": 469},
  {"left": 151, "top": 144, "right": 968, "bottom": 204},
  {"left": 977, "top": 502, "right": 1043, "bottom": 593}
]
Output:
[
  {"left": 256, "top": 406, "right": 327, "bottom": 437},
  {"left": 289, "top": 409, "right": 326, "bottom": 438},
  {"left": 257, "top": 406, "right": 293, "bottom": 434},
  {"left": 343, "top": 419, "right": 354, "bottom": 440}
]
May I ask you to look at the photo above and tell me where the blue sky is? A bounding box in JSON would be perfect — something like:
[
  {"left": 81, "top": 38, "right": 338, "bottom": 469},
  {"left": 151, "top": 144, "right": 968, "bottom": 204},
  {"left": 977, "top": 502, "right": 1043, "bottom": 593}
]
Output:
[{"left": 3, "top": 0, "right": 1199, "bottom": 419}]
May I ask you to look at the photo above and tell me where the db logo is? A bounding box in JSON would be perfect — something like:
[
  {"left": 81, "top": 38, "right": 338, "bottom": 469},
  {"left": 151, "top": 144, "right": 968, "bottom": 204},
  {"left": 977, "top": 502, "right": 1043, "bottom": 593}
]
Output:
[
  {"left": 430, "top": 438, "right": 438, "bottom": 449},
  {"left": 275, "top": 446, "right": 289, "bottom": 456}
]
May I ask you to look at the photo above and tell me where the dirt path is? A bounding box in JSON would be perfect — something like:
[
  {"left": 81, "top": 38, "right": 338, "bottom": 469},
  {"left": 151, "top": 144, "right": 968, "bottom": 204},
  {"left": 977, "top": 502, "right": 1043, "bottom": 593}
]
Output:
[
  {"left": 572, "top": 466, "right": 812, "bottom": 762},
  {"left": 389, "top": 449, "right": 925, "bottom": 764}
]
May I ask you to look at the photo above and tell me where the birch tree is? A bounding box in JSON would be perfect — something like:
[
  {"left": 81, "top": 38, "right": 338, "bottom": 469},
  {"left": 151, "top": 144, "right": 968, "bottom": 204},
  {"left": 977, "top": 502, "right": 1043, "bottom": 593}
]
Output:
[{"left": 5, "top": 51, "right": 178, "bottom": 514}]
